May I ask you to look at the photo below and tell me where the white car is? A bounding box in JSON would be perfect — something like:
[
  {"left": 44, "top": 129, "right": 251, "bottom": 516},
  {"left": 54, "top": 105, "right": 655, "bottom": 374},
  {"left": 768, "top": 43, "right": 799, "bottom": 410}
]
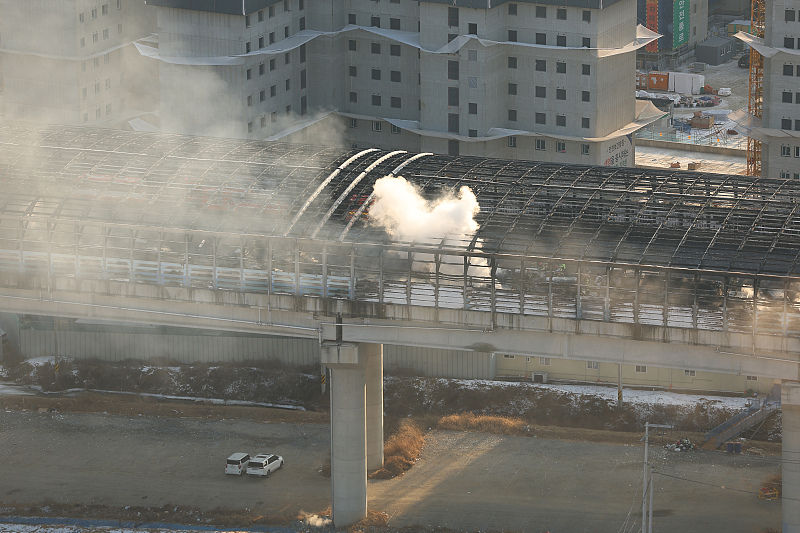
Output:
[
  {"left": 246, "top": 453, "right": 284, "bottom": 477},
  {"left": 717, "top": 87, "right": 732, "bottom": 96},
  {"left": 225, "top": 452, "right": 250, "bottom": 475}
]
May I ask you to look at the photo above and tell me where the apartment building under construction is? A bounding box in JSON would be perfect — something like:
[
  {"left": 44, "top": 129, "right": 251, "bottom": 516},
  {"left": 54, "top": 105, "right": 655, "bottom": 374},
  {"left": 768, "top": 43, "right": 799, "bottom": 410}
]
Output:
[{"left": 142, "top": 0, "right": 664, "bottom": 165}]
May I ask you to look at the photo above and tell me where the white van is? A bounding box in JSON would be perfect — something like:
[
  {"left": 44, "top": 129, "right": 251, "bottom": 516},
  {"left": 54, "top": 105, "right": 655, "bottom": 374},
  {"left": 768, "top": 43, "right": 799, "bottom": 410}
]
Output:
[
  {"left": 225, "top": 452, "right": 250, "bottom": 475},
  {"left": 246, "top": 453, "right": 283, "bottom": 477}
]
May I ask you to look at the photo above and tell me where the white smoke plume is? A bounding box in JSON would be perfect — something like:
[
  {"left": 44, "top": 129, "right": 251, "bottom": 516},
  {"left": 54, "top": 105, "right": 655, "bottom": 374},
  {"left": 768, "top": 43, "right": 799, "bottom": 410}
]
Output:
[{"left": 369, "top": 176, "right": 490, "bottom": 277}]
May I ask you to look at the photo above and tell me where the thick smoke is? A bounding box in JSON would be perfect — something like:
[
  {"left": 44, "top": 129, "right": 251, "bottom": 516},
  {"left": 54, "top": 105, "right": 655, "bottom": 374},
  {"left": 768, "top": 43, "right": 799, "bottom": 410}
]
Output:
[{"left": 370, "top": 176, "right": 490, "bottom": 277}]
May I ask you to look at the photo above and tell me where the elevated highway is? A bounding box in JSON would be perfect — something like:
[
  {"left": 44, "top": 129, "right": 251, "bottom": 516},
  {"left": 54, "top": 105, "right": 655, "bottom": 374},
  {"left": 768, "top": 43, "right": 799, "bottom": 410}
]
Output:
[{"left": 1, "top": 123, "right": 799, "bottom": 528}]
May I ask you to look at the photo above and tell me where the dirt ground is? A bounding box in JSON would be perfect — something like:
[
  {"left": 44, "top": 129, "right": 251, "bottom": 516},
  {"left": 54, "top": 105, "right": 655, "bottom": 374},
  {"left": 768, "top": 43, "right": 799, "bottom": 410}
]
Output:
[{"left": 0, "top": 395, "right": 782, "bottom": 533}]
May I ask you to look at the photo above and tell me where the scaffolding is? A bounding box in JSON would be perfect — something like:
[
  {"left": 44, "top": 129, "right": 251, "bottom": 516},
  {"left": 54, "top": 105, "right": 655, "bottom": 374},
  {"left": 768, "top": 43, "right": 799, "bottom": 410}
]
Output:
[{"left": 746, "top": 0, "right": 765, "bottom": 176}]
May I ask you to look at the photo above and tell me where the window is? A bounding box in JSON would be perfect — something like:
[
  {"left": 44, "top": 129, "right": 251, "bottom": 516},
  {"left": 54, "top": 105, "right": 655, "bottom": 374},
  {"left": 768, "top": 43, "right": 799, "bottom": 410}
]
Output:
[
  {"left": 556, "top": 88, "right": 566, "bottom": 100},
  {"left": 388, "top": 17, "right": 400, "bottom": 30},
  {"left": 784, "top": 118, "right": 793, "bottom": 129},
  {"left": 79, "top": 12, "right": 84, "bottom": 22},
  {"left": 468, "top": 49, "right": 478, "bottom": 61},
  {"left": 448, "top": 7, "right": 459, "bottom": 27},
  {"left": 508, "top": 3, "right": 517, "bottom": 15},
  {"left": 784, "top": 91, "right": 794, "bottom": 103},
  {"left": 390, "top": 70, "right": 401, "bottom": 82},
  {"left": 391, "top": 44, "right": 401, "bottom": 56},
  {"left": 285, "top": 52, "right": 290, "bottom": 64},
  {"left": 508, "top": 56, "right": 517, "bottom": 69},
  {"left": 557, "top": 35, "right": 566, "bottom": 47},
  {"left": 746, "top": 375, "right": 758, "bottom": 381},
  {"left": 582, "top": 91, "right": 590, "bottom": 102},
  {"left": 270, "top": 85, "right": 276, "bottom": 97},
  {"left": 536, "top": 33, "right": 546, "bottom": 45},
  {"left": 372, "top": 94, "right": 381, "bottom": 106},
  {"left": 796, "top": 146, "right": 800, "bottom": 157},
  {"left": 246, "top": 68, "right": 252, "bottom": 80},
  {"left": 372, "top": 121, "right": 382, "bottom": 132},
  {"left": 299, "top": 0, "right": 304, "bottom": 11},
  {"left": 796, "top": 119, "right": 800, "bottom": 131},
  {"left": 508, "top": 30, "right": 517, "bottom": 42},
  {"left": 587, "top": 361, "right": 599, "bottom": 369},
  {"left": 581, "top": 143, "right": 590, "bottom": 155},
  {"left": 448, "top": 140, "right": 459, "bottom": 156},
  {"left": 246, "top": 41, "right": 251, "bottom": 53},
  {"left": 535, "top": 113, "right": 546, "bottom": 124},
  {"left": 535, "top": 60, "right": 546, "bottom": 72},
  {"left": 300, "top": 69, "right": 306, "bottom": 89},
  {"left": 371, "top": 42, "right": 381, "bottom": 54},
  {"left": 786, "top": 37, "right": 796, "bottom": 49},
  {"left": 468, "top": 102, "right": 477, "bottom": 114},
  {"left": 286, "top": 105, "right": 291, "bottom": 114},
  {"left": 448, "top": 113, "right": 459, "bottom": 133},
  {"left": 539, "top": 357, "right": 551, "bottom": 365},
  {"left": 269, "top": 58, "right": 276, "bottom": 70},
  {"left": 348, "top": 39, "right": 357, "bottom": 51},
  {"left": 448, "top": 60, "right": 459, "bottom": 80},
  {"left": 348, "top": 13, "right": 356, "bottom": 24},
  {"left": 508, "top": 136, "right": 517, "bottom": 148},
  {"left": 245, "top": 14, "right": 251, "bottom": 27},
  {"left": 536, "top": 6, "right": 546, "bottom": 18},
  {"left": 535, "top": 86, "right": 546, "bottom": 98},
  {"left": 349, "top": 91, "right": 357, "bottom": 103},
  {"left": 582, "top": 64, "right": 591, "bottom": 75},
  {"left": 684, "top": 369, "right": 696, "bottom": 377},
  {"left": 269, "top": 5, "right": 275, "bottom": 17},
  {"left": 270, "top": 32, "right": 276, "bottom": 44},
  {"left": 583, "top": 10, "right": 591, "bottom": 22},
  {"left": 796, "top": 92, "right": 800, "bottom": 103},
  {"left": 557, "top": 62, "right": 566, "bottom": 73},
  {"left": 96, "top": 108, "right": 101, "bottom": 119},
  {"left": 92, "top": 8, "right": 97, "bottom": 18},
  {"left": 371, "top": 68, "right": 381, "bottom": 80},
  {"left": 556, "top": 141, "right": 566, "bottom": 152},
  {"left": 285, "top": 78, "right": 291, "bottom": 90},
  {"left": 258, "top": 37, "right": 265, "bottom": 49},
  {"left": 635, "top": 365, "right": 647, "bottom": 373},
  {"left": 93, "top": 32, "right": 98, "bottom": 43},
  {"left": 787, "top": 9, "right": 797, "bottom": 22},
  {"left": 371, "top": 16, "right": 380, "bottom": 28},
  {"left": 105, "top": 78, "right": 111, "bottom": 89},
  {"left": 247, "top": 121, "right": 253, "bottom": 133},
  {"left": 508, "top": 109, "right": 517, "bottom": 121},
  {"left": 582, "top": 117, "right": 590, "bottom": 128},
  {"left": 582, "top": 37, "right": 591, "bottom": 47},
  {"left": 300, "top": 45, "right": 306, "bottom": 63},
  {"left": 468, "top": 23, "right": 478, "bottom": 35},
  {"left": 391, "top": 97, "right": 401, "bottom": 108},
  {"left": 448, "top": 87, "right": 459, "bottom": 106},
  {"left": 468, "top": 76, "right": 478, "bottom": 88},
  {"left": 117, "top": 0, "right": 121, "bottom": 8},
  {"left": 557, "top": 8, "right": 566, "bottom": 20},
  {"left": 259, "top": 89, "right": 266, "bottom": 102},
  {"left": 247, "top": 95, "right": 253, "bottom": 106},
  {"left": 258, "top": 10, "right": 264, "bottom": 22},
  {"left": 535, "top": 139, "right": 546, "bottom": 150},
  {"left": 299, "top": 17, "right": 305, "bottom": 30},
  {"left": 391, "top": 124, "right": 401, "bottom": 134},
  {"left": 448, "top": 34, "right": 457, "bottom": 42},
  {"left": 508, "top": 83, "right": 517, "bottom": 95}
]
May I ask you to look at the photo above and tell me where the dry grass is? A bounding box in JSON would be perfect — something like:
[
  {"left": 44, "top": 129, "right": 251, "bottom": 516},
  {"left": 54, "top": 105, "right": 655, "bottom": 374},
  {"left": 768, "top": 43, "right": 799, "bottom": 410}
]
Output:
[
  {"left": 763, "top": 473, "right": 782, "bottom": 488},
  {"left": 437, "top": 412, "right": 529, "bottom": 436},
  {"left": 369, "top": 419, "right": 425, "bottom": 479}
]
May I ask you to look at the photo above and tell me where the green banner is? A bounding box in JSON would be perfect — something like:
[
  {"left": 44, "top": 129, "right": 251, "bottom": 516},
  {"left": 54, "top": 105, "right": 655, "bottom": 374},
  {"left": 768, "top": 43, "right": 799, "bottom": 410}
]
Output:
[{"left": 673, "top": 0, "right": 690, "bottom": 47}]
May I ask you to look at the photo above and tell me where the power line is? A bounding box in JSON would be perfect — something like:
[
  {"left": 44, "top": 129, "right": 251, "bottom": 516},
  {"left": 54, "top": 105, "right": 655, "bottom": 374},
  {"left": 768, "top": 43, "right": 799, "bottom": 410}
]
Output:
[{"left": 653, "top": 470, "right": 799, "bottom": 502}]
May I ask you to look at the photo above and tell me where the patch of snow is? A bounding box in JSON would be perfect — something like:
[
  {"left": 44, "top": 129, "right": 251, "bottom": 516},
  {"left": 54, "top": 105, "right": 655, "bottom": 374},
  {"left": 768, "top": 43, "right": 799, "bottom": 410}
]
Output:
[
  {"left": 440, "top": 378, "right": 751, "bottom": 410},
  {"left": 23, "top": 356, "right": 58, "bottom": 367},
  {"left": 83, "top": 389, "right": 306, "bottom": 411},
  {"left": 0, "top": 383, "right": 35, "bottom": 396}
]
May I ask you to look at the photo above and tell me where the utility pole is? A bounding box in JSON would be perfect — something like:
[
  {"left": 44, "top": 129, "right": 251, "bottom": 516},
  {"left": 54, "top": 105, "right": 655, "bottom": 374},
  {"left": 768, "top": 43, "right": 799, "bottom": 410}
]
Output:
[
  {"left": 617, "top": 363, "right": 623, "bottom": 409},
  {"left": 642, "top": 422, "right": 672, "bottom": 533}
]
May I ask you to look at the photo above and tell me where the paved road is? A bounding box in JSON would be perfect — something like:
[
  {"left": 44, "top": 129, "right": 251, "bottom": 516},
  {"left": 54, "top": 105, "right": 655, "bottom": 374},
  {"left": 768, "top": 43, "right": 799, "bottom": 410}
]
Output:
[{"left": 0, "top": 409, "right": 781, "bottom": 532}]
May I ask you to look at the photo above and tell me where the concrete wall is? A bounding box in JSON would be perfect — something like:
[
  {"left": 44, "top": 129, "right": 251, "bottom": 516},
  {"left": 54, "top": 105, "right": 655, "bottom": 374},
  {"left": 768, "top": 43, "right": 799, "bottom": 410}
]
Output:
[{"left": 495, "top": 353, "right": 777, "bottom": 394}]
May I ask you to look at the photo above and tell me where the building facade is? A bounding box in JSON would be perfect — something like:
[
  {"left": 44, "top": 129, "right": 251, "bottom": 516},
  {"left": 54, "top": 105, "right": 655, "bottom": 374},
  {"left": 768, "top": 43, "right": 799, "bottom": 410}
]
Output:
[
  {"left": 737, "top": 1, "right": 800, "bottom": 179},
  {"left": 143, "top": 0, "right": 662, "bottom": 165},
  {"left": 0, "top": 0, "right": 157, "bottom": 127},
  {"left": 636, "top": 0, "right": 709, "bottom": 70}
]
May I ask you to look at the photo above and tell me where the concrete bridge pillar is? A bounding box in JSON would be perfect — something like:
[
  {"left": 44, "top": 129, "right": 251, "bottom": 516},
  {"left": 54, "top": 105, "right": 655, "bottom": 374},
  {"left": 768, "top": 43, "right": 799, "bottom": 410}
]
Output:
[
  {"left": 364, "top": 343, "right": 384, "bottom": 470},
  {"left": 783, "top": 381, "right": 800, "bottom": 533},
  {"left": 321, "top": 342, "right": 369, "bottom": 527}
]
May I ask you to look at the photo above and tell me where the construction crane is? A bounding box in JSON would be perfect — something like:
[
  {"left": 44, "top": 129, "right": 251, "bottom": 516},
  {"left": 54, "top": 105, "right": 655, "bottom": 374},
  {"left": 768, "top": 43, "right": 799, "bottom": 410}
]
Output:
[{"left": 746, "top": 0, "right": 765, "bottom": 176}]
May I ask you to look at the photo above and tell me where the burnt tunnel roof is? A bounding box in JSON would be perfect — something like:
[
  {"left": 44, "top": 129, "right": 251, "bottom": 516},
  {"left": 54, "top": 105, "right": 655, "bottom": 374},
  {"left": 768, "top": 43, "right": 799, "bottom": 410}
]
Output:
[{"left": 1, "top": 123, "right": 799, "bottom": 277}]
